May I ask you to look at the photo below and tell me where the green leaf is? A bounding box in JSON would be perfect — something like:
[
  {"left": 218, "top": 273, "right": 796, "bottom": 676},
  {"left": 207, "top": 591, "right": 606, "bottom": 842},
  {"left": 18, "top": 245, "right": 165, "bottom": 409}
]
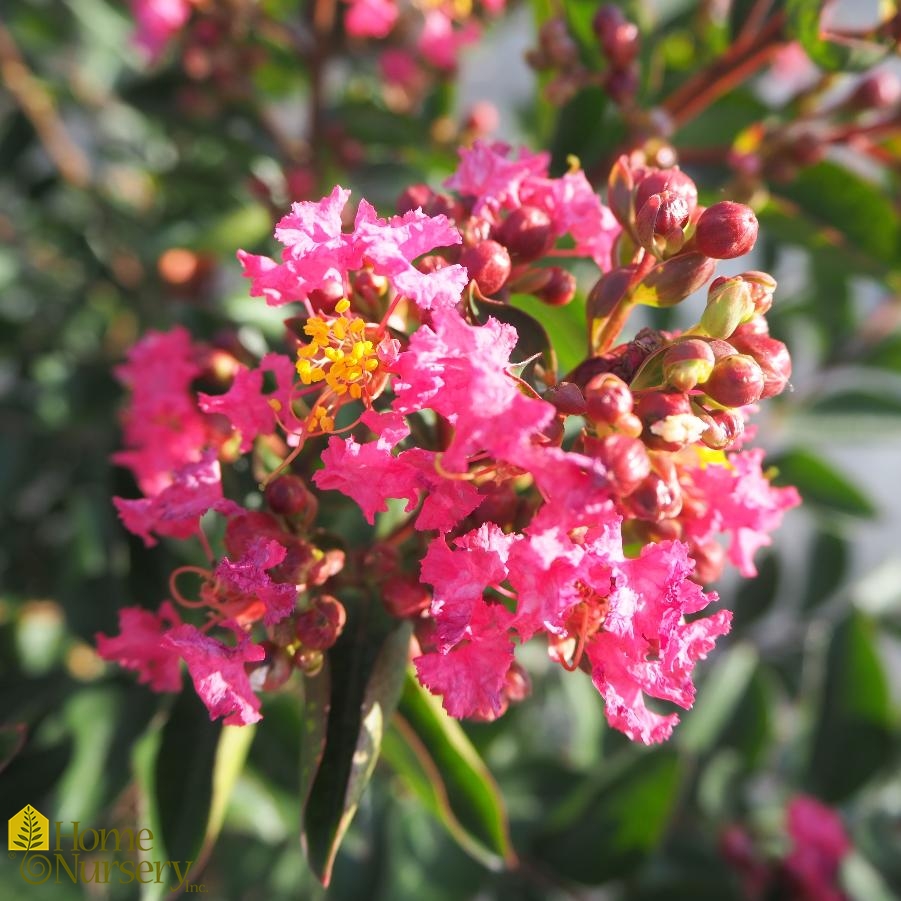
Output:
[
  {"left": 474, "top": 298, "right": 557, "bottom": 383},
  {"left": 808, "top": 390, "right": 901, "bottom": 418},
  {"left": 768, "top": 447, "right": 876, "bottom": 517},
  {"left": 550, "top": 87, "right": 615, "bottom": 174},
  {"left": 806, "top": 612, "right": 895, "bottom": 801},
  {"left": 732, "top": 551, "right": 779, "bottom": 630},
  {"left": 534, "top": 749, "right": 683, "bottom": 884},
  {"left": 301, "top": 598, "right": 412, "bottom": 886},
  {"left": 801, "top": 529, "right": 849, "bottom": 610},
  {"left": 773, "top": 162, "right": 900, "bottom": 265},
  {"left": 786, "top": 0, "right": 895, "bottom": 71},
  {"left": 136, "top": 687, "right": 256, "bottom": 900},
  {"left": 381, "top": 671, "right": 515, "bottom": 871},
  {"left": 0, "top": 722, "right": 26, "bottom": 774}
]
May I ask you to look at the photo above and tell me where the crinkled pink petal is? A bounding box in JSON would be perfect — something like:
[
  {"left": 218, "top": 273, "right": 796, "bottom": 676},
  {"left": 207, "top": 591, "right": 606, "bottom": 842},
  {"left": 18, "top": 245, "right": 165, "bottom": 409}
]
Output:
[
  {"left": 198, "top": 366, "right": 277, "bottom": 453},
  {"left": 353, "top": 202, "right": 467, "bottom": 310},
  {"left": 402, "top": 449, "right": 483, "bottom": 532},
  {"left": 164, "top": 625, "right": 265, "bottom": 725},
  {"left": 445, "top": 140, "right": 549, "bottom": 217},
  {"left": 414, "top": 601, "right": 515, "bottom": 719},
  {"left": 131, "top": 0, "right": 192, "bottom": 60},
  {"left": 393, "top": 309, "right": 554, "bottom": 469},
  {"left": 112, "top": 326, "right": 211, "bottom": 496},
  {"left": 114, "top": 451, "right": 239, "bottom": 547},
  {"left": 236, "top": 250, "right": 316, "bottom": 306},
  {"left": 344, "top": 0, "right": 398, "bottom": 38},
  {"left": 682, "top": 449, "right": 800, "bottom": 577},
  {"left": 417, "top": 9, "right": 481, "bottom": 71},
  {"left": 215, "top": 538, "right": 298, "bottom": 625},
  {"left": 421, "top": 524, "right": 516, "bottom": 648},
  {"left": 96, "top": 601, "right": 183, "bottom": 692}
]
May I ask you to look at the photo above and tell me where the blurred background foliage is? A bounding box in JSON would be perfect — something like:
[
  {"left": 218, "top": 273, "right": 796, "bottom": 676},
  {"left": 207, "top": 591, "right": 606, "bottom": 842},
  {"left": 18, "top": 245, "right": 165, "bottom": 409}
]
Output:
[{"left": 1, "top": 0, "right": 901, "bottom": 898}]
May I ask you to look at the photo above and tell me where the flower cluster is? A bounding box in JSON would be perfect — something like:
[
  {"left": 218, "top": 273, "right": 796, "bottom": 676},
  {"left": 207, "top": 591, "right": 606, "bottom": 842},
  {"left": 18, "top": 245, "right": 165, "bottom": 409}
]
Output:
[{"left": 101, "top": 142, "right": 797, "bottom": 743}]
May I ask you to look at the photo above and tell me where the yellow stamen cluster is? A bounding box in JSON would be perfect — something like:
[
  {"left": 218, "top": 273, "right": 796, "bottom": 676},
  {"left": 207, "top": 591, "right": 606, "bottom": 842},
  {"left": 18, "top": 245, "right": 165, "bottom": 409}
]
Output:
[{"left": 295, "top": 299, "right": 380, "bottom": 404}]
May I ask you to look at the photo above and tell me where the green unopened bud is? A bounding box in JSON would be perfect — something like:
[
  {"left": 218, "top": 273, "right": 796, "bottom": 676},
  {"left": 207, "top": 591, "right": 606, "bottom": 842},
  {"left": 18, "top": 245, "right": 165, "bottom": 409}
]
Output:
[
  {"left": 631, "top": 253, "right": 717, "bottom": 308},
  {"left": 663, "top": 338, "right": 716, "bottom": 391},
  {"left": 699, "top": 277, "right": 755, "bottom": 338}
]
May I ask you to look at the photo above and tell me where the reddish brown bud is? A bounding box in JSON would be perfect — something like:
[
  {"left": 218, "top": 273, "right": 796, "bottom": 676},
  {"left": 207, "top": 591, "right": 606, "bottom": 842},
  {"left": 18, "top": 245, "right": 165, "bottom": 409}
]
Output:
[
  {"left": 592, "top": 5, "right": 640, "bottom": 68},
  {"left": 540, "top": 18, "right": 579, "bottom": 67},
  {"left": 694, "top": 201, "right": 758, "bottom": 259},
  {"left": 634, "top": 390, "right": 698, "bottom": 451},
  {"left": 631, "top": 253, "right": 717, "bottom": 308},
  {"left": 270, "top": 537, "right": 318, "bottom": 585},
  {"left": 265, "top": 475, "right": 316, "bottom": 518},
  {"left": 396, "top": 184, "right": 432, "bottom": 215},
  {"left": 295, "top": 594, "right": 347, "bottom": 650},
  {"left": 293, "top": 647, "right": 324, "bottom": 676},
  {"left": 591, "top": 433, "right": 651, "bottom": 496},
  {"left": 624, "top": 469, "right": 682, "bottom": 521},
  {"left": 604, "top": 67, "right": 639, "bottom": 106},
  {"left": 704, "top": 354, "right": 765, "bottom": 407},
  {"left": 353, "top": 269, "right": 389, "bottom": 305},
  {"left": 697, "top": 407, "right": 745, "bottom": 449},
  {"left": 224, "top": 511, "right": 283, "bottom": 558},
  {"left": 635, "top": 191, "right": 690, "bottom": 256},
  {"left": 503, "top": 661, "right": 532, "bottom": 704},
  {"left": 495, "top": 206, "right": 554, "bottom": 262},
  {"left": 634, "top": 168, "right": 699, "bottom": 217},
  {"left": 460, "top": 240, "right": 512, "bottom": 296},
  {"left": 729, "top": 330, "right": 791, "bottom": 399},
  {"left": 247, "top": 641, "right": 294, "bottom": 691},
  {"left": 584, "top": 373, "right": 634, "bottom": 426},
  {"left": 544, "top": 381, "right": 587, "bottom": 416},
  {"left": 382, "top": 575, "right": 431, "bottom": 619},
  {"left": 309, "top": 548, "right": 346, "bottom": 586},
  {"left": 848, "top": 70, "right": 901, "bottom": 111},
  {"left": 689, "top": 540, "right": 726, "bottom": 585},
  {"left": 663, "top": 339, "right": 716, "bottom": 391},
  {"left": 535, "top": 267, "right": 577, "bottom": 306}
]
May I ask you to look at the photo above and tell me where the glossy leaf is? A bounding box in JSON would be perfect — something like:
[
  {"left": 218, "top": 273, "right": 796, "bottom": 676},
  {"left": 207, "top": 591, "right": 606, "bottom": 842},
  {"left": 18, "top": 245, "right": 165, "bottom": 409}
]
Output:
[
  {"left": 380, "top": 671, "right": 515, "bottom": 871},
  {"left": 805, "top": 612, "right": 895, "bottom": 801},
  {"left": 801, "top": 529, "right": 849, "bottom": 610},
  {"left": 301, "top": 597, "right": 412, "bottom": 886},
  {"left": 786, "top": 0, "right": 895, "bottom": 71},
  {"left": 534, "top": 749, "right": 683, "bottom": 884},
  {"left": 768, "top": 447, "right": 876, "bottom": 517}
]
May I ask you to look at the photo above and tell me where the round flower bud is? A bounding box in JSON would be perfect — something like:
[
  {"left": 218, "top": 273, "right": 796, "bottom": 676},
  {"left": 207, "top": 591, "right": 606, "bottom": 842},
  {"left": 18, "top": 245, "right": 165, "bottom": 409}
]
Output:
[
  {"left": 540, "top": 18, "right": 579, "bottom": 67},
  {"left": 698, "top": 407, "right": 744, "bottom": 449},
  {"left": 729, "top": 330, "right": 792, "bottom": 399},
  {"left": 382, "top": 576, "right": 431, "bottom": 619},
  {"left": 535, "top": 267, "right": 577, "bottom": 306},
  {"left": 503, "top": 661, "right": 532, "bottom": 704},
  {"left": 604, "top": 68, "right": 639, "bottom": 106},
  {"left": 544, "top": 381, "right": 586, "bottom": 416},
  {"left": 848, "top": 70, "right": 901, "bottom": 111},
  {"left": 295, "top": 594, "right": 347, "bottom": 651},
  {"left": 224, "top": 511, "right": 283, "bottom": 558},
  {"left": 265, "top": 474, "right": 316, "bottom": 518},
  {"left": 246, "top": 641, "right": 294, "bottom": 692},
  {"left": 704, "top": 354, "right": 765, "bottom": 408},
  {"left": 270, "top": 537, "right": 318, "bottom": 585},
  {"left": 584, "top": 372, "right": 634, "bottom": 427},
  {"left": 624, "top": 470, "right": 682, "bottom": 521},
  {"left": 700, "top": 277, "right": 756, "bottom": 339},
  {"left": 634, "top": 390, "right": 693, "bottom": 451},
  {"left": 293, "top": 647, "right": 324, "bottom": 676},
  {"left": 591, "top": 433, "right": 651, "bottom": 496},
  {"left": 694, "top": 201, "right": 759, "bottom": 259},
  {"left": 495, "top": 206, "right": 555, "bottom": 262},
  {"left": 460, "top": 240, "right": 512, "bottom": 297},
  {"left": 308, "top": 281, "right": 345, "bottom": 314},
  {"left": 635, "top": 191, "right": 690, "bottom": 256},
  {"left": 591, "top": 4, "right": 640, "bottom": 68},
  {"left": 689, "top": 539, "right": 726, "bottom": 585},
  {"left": 395, "top": 184, "right": 433, "bottom": 215},
  {"left": 663, "top": 339, "right": 716, "bottom": 391},
  {"left": 634, "top": 168, "right": 699, "bottom": 217}
]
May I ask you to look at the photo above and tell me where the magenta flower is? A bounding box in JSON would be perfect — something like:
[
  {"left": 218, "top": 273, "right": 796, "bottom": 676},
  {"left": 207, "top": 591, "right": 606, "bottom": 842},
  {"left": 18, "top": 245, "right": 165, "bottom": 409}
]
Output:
[
  {"left": 343, "top": 0, "right": 398, "bottom": 39},
  {"left": 417, "top": 10, "right": 481, "bottom": 71},
  {"left": 96, "top": 601, "right": 183, "bottom": 692},
  {"left": 163, "top": 625, "right": 266, "bottom": 726},
  {"left": 784, "top": 796, "right": 851, "bottom": 901},
  {"left": 131, "top": 0, "right": 192, "bottom": 60},
  {"left": 214, "top": 538, "right": 299, "bottom": 626}
]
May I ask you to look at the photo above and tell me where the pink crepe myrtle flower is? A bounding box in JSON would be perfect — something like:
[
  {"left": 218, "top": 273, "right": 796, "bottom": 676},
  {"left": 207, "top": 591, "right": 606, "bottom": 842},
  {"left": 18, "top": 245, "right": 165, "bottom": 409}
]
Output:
[
  {"left": 112, "top": 326, "right": 212, "bottom": 496},
  {"left": 214, "top": 538, "right": 298, "bottom": 626},
  {"left": 344, "top": 0, "right": 398, "bottom": 38},
  {"left": 392, "top": 309, "right": 554, "bottom": 470},
  {"left": 681, "top": 448, "right": 801, "bottom": 577},
  {"left": 784, "top": 795, "right": 851, "bottom": 901},
  {"left": 239, "top": 188, "right": 467, "bottom": 311},
  {"left": 114, "top": 451, "right": 239, "bottom": 547},
  {"left": 163, "top": 625, "right": 266, "bottom": 725},
  {"left": 131, "top": 0, "right": 192, "bottom": 60},
  {"left": 96, "top": 601, "right": 183, "bottom": 692}
]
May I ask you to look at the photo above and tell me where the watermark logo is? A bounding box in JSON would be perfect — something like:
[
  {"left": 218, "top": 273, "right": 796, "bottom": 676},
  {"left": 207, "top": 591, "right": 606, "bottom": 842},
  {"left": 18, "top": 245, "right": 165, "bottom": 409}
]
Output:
[
  {"left": 8, "top": 806, "right": 49, "bottom": 852},
  {"left": 7, "top": 804, "right": 204, "bottom": 892}
]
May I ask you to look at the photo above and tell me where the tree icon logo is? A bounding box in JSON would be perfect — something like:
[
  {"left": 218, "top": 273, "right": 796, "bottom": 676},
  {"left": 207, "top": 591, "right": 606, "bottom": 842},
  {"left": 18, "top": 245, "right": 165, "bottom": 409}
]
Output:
[{"left": 8, "top": 805, "right": 49, "bottom": 852}]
